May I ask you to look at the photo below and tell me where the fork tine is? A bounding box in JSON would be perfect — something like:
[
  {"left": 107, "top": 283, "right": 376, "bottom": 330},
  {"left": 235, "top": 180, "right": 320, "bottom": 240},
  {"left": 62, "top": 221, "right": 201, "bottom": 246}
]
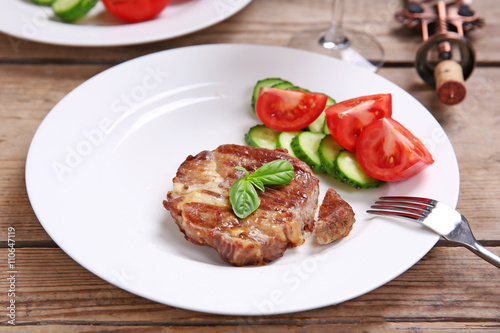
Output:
[
  {"left": 373, "top": 201, "right": 432, "bottom": 212},
  {"left": 367, "top": 196, "right": 436, "bottom": 221},
  {"left": 371, "top": 204, "right": 428, "bottom": 216},
  {"left": 378, "top": 196, "right": 437, "bottom": 207},
  {"left": 366, "top": 209, "right": 420, "bottom": 221}
]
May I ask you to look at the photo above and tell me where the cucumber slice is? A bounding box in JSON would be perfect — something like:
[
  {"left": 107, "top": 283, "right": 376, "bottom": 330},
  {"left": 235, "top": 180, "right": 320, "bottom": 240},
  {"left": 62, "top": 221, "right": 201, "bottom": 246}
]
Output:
[
  {"left": 276, "top": 131, "right": 301, "bottom": 158},
  {"left": 288, "top": 86, "right": 310, "bottom": 92},
  {"left": 319, "top": 136, "right": 343, "bottom": 180},
  {"left": 322, "top": 96, "right": 335, "bottom": 134},
  {"left": 251, "top": 78, "right": 291, "bottom": 112},
  {"left": 271, "top": 81, "right": 295, "bottom": 90},
  {"left": 245, "top": 125, "right": 280, "bottom": 150},
  {"left": 323, "top": 118, "right": 330, "bottom": 135},
  {"left": 307, "top": 112, "right": 326, "bottom": 133},
  {"left": 290, "top": 132, "right": 326, "bottom": 172},
  {"left": 52, "top": 0, "right": 98, "bottom": 23},
  {"left": 31, "top": 0, "right": 55, "bottom": 5},
  {"left": 333, "top": 150, "right": 382, "bottom": 189},
  {"left": 326, "top": 96, "right": 336, "bottom": 106},
  {"left": 307, "top": 96, "right": 335, "bottom": 133}
]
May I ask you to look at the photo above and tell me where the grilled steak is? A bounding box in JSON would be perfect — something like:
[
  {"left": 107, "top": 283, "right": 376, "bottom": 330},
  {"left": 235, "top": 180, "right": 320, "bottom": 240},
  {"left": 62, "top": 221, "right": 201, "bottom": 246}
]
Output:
[
  {"left": 163, "top": 144, "right": 320, "bottom": 266},
  {"left": 307, "top": 188, "right": 356, "bottom": 245}
]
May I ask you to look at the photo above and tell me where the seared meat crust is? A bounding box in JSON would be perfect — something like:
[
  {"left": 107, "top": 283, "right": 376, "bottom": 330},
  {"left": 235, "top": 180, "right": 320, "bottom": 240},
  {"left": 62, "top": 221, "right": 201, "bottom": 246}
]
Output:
[
  {"left": 308, "top": 188, "right": 356, "bottom": 245},
  {"left": 164, "top": 144, "right": 320, "bottom": 266}
]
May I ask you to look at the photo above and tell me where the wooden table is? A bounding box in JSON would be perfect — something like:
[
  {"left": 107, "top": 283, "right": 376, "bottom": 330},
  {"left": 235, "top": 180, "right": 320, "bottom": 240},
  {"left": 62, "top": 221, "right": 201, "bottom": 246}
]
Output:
[{"left": 1, "top": 0, "right": 499, "bottom": 331}]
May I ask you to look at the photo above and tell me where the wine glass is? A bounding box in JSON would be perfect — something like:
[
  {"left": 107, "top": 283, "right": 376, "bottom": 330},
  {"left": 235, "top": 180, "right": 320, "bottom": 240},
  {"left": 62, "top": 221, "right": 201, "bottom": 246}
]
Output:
[{"left": 287, "top": 0, "right": 384, "bottom": 72}]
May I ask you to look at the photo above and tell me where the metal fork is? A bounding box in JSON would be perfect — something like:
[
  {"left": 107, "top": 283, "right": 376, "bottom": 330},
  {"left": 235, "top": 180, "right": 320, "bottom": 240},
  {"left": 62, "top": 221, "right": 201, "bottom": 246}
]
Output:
[{"left": 367, "top": 196, "right": 500, "bottom": 269}]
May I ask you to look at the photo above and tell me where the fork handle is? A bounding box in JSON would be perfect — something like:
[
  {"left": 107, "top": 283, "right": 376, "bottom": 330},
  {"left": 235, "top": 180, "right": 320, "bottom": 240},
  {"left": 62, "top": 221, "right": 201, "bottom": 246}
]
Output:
[{"left": 467, "top": 242, "right": 500, "bottom": 269}]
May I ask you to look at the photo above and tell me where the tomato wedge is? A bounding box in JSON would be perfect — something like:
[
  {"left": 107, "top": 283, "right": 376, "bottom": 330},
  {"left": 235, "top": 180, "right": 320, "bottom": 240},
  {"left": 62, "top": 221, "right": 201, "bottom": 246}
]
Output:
[
  {"left": 356, "top": 117, "right": 434, "bottom": 182},
  {"left": 102, "top": 0, "right": 171, "bottom": 23},
  {"left": 255, "top": 87, "right": 328, "bottom": 132},
  {"left": 325, "top": 94, "right": 392, "bottom": 152}
]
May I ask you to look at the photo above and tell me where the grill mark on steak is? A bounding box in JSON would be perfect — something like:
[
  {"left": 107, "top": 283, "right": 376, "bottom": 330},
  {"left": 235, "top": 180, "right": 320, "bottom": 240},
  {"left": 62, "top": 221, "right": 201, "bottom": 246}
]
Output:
[{"left": 164, "top": 144, "right": 319, "bottom": 266}]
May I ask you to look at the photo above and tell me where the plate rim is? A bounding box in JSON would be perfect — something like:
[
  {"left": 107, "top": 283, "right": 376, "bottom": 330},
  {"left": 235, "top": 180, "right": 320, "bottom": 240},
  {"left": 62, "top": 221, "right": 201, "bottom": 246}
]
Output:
[{"left": 24, "top": 43, "right": 460, "bottom": 316}]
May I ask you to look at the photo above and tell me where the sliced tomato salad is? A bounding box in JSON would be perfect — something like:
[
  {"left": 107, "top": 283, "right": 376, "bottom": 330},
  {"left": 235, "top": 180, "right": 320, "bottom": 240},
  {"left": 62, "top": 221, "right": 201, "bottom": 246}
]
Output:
[
  {"left": 356, "top": 117, "right": 434, "bottom": 181},
  {"left": 252, "top": 81, "right": 433, "bottom": 183},
  {"left": 325, "top": 93, "right": 392, "bottom": 152},
  {"left": 255, "top": 87, "right": 328, "bottom": 132}
]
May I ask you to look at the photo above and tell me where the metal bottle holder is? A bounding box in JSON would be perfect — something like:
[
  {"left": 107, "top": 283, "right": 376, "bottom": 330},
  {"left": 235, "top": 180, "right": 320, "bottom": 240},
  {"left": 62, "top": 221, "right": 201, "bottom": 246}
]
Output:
[{"left": 396, "top": 0, "right": 484, "bottom": 105}]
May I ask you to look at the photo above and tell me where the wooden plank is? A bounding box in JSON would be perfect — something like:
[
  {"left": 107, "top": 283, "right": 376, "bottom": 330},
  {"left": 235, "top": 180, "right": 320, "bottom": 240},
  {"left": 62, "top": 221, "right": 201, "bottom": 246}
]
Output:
[
  {"left": 0, "top": 0, "right": 498, "bottom": 64},
  {"left": 1, "top": 0, "right": 499, "bottom": 331},
  {"left": 3, "top": 322, "right": 500, "bottom": 333},
  {"left": 0, "top": 247, "right": 499, "bottom": 325},
  {"left": 1, "top": 65, "right": 499, "bottom": 241}
]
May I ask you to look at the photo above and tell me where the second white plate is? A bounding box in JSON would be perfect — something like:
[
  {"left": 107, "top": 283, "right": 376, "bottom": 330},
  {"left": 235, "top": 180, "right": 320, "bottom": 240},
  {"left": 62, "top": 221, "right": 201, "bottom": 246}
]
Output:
[{"left": 0, "top": 0, "right": 252, "bottom": 46}]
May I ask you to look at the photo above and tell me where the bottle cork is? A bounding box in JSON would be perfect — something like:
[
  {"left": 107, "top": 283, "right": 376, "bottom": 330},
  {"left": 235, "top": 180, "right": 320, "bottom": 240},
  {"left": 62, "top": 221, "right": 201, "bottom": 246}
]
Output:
[{"left": 434, "top": 59, "right": 466, "bottom": 105}]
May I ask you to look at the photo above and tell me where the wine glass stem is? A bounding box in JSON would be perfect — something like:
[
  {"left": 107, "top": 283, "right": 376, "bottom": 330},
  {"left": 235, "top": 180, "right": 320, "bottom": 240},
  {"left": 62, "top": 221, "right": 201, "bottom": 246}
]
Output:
[{"left": 320, "top": 0, "right": 349, "bottom": 49}]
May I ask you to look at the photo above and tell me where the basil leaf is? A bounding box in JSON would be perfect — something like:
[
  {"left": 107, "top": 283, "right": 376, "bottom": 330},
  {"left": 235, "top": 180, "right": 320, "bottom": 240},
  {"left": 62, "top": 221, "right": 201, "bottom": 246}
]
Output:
[
  {"left": 229, "top": 159, "right": 294, "bottom": 219},
  {"left": 250, "top": 159, "right": 294, "bottom": 185},
  {"left": 229, "top": 177, "right": 261, "bottom": 219},
  {"left": 235, "top": 166, "right": 249, "bottom": 176},
  {"left": 250, "top": 178, "right": 265, "bottom": 192}
]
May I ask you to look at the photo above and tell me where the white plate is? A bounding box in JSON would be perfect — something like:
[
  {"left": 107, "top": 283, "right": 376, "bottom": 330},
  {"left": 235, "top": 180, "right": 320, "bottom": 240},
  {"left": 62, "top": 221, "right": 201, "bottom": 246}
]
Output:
[
  {"left": 0, "top": 0, "right": 251, "bottom": 46},
  {"left": 25, "top": 44, "right": 460, "bottom": 316}
]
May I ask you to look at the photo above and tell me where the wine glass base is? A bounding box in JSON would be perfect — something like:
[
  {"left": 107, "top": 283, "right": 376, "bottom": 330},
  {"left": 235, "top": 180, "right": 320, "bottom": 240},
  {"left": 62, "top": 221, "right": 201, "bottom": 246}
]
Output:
[{"left": 288, "top": 25, "right": 385, "bottom": 72}]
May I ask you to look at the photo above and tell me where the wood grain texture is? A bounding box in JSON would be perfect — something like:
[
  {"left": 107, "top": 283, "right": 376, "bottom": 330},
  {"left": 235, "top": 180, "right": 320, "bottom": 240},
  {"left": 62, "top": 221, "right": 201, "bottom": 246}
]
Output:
[
  {"left": 1, "top": 0, "right": 500, "bottom": 331},
  {"left": 3, "top": 323, "right": 500, "bottom": 333},
  {"left": 0, "top": 247, "right": 499, "bottom": 329},
  {"left": 1, "top": 66, "right": 499, "bottom": 241},
  {"left": 0, "top": 0, "right": 498, "bottom": 63}
]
